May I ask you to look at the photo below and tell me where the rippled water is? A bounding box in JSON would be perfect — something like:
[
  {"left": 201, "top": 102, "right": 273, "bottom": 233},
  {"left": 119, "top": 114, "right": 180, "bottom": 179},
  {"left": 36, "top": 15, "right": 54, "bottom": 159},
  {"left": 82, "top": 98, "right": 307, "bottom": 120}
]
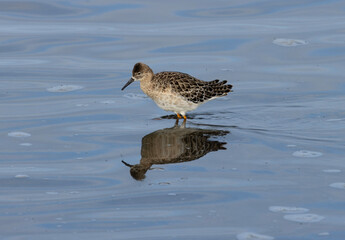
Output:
[{"left": 1, "top": 1, "right": 345, "bottom": 239}]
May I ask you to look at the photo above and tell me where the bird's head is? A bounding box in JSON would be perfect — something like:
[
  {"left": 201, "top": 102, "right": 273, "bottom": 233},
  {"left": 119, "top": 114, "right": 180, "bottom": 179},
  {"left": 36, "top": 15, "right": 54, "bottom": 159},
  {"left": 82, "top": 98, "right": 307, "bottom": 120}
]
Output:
[{"left": 121, "top": 62, "right": 154, "bottom": 90}]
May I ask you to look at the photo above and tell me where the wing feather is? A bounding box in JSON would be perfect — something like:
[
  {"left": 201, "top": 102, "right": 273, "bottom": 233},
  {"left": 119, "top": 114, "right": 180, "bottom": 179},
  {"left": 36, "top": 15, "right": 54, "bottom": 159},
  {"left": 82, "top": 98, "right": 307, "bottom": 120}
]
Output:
[{"left": 153, "top": 72, "right": 232, "bottom": 104}]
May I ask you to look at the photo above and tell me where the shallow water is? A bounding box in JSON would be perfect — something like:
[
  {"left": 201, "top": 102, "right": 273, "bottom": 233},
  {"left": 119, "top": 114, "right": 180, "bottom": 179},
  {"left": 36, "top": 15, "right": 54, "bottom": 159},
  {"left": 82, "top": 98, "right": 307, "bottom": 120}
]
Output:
[{"left": 1, "top": 0, "right": 345, "bottom": 239}]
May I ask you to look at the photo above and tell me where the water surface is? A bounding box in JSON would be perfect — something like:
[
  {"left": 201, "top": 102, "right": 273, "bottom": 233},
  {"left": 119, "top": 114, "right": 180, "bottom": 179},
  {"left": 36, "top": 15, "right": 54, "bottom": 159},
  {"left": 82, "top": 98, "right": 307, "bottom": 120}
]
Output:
[{"left": 1, "top": 0, "right": 345, "bottom": 239}]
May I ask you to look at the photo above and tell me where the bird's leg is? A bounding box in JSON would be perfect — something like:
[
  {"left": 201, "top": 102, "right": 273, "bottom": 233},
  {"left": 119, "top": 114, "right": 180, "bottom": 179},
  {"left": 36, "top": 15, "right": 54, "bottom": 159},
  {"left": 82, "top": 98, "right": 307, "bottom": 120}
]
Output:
[
  {"left": 181, "top": 115, "right": 187, "bottom": 125},
  {"left": 174, "top": 118, "right": 179, "bottom": 126},
  {"left": 176, "top": 113, "right": 182, "bottom": 119},
  {"left": 181, "top": 119, "right": 186, "bottom": 128}
]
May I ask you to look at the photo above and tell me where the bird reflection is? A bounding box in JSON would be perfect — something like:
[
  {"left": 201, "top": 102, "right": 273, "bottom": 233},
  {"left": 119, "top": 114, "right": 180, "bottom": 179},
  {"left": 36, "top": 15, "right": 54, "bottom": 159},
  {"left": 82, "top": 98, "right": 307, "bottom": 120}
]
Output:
[{"left": 122, "top": 121, "right": 229, "bottom": 180}]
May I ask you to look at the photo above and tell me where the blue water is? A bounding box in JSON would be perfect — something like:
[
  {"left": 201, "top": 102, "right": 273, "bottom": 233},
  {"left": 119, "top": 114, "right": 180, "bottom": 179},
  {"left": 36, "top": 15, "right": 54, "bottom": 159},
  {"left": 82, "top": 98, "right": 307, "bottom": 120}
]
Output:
[{"left": 1, "top": 0, "right": 345, "bottom": 239}]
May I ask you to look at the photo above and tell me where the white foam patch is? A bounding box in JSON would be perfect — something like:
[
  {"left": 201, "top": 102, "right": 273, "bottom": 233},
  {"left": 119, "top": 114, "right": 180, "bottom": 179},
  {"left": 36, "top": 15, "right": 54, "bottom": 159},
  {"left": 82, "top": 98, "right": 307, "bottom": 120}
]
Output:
[
  {"left": 46, "top": 191, "right": 59, "bottom": 195},
  {"left": 293, "top": 150, "right": 323, "bottom": 158},
  {"left": 20, "top": 143, "right": 32, "bottom": 146},
  {"left": 326, "top": 118, "right": 345, "bottom": 122},
  {"left": 286, "top": 144, "right": 296, "bottom": 148},
  {"left": 76, "top": 103, "right": 89, "bottom": 107},
  {"left": 236, "top": 232, "right": 274, "bottom": 240},
  {"left": 323, "top": 169, "right": 341, "bottom": 173},
  {"left": 15, "top": 174, "right": 29, "bottom": 178},
  {"left": 124, "top": 93, "right": 148, "bottom": 100},
  {"left": 329, "top": 182, "right": 345, "bottom": 189},
  {"left": 273, "top": 38, "right": 308, "bottom": 47},
  {"left": 284, "top": 214, "right": 324, "bottom": 223},
  {"left": 269, "top": 206, "right": 309, "bottom": 214},
  {"left": 100, "top": 100, "right": 117, "bottom": 104},
  {"left": 8, "top": 131, "right": 31, "bottom": 137},
  {"left": 47, "top": 85, "right": 84, "bottom": 92},
  {"left": 69, "top": 191, "right": 80, "bottom": 194}
]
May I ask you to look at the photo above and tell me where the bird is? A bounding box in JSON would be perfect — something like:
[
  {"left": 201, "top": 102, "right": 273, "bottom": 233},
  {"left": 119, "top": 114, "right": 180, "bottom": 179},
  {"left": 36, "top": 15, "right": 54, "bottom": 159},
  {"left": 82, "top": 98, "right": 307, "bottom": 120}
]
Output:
[{"left": 121, "top": 62, "right": 233, "bottom": 120}]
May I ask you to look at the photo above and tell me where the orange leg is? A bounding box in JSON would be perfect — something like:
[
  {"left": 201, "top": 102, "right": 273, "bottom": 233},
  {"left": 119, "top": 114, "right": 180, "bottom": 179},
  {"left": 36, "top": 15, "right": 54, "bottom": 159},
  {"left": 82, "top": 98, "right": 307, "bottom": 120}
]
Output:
[
  {"left": 183, "top": 115, "right": 187, "bottom": 120},
  {"left": 176, "top": 113, "right": 182, "bottom": 119}
]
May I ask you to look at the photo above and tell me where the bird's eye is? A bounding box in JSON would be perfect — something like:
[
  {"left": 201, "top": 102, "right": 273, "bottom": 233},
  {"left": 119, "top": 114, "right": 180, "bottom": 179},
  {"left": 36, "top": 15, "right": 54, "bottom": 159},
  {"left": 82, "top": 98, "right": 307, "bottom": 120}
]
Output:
[{"left": 137, "top": 72, "right": 141, "bottom": 75}]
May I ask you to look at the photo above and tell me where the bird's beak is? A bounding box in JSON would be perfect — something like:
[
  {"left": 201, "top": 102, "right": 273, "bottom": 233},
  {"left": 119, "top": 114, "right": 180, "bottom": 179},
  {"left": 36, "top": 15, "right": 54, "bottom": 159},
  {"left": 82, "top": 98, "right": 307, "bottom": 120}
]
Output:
[
  {"left": 121, "top": 77, "right": 134, "bottom": 91},
  {"left": 122, "top": 160, "right": 134, "bottom": 167}
]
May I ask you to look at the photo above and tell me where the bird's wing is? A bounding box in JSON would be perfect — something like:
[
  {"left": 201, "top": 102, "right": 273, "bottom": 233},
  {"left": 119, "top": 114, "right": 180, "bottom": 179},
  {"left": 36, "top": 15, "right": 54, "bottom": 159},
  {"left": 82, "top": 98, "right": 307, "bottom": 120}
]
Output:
[{"left": 154, "top": 72, "right": 232, "bottom": 104}]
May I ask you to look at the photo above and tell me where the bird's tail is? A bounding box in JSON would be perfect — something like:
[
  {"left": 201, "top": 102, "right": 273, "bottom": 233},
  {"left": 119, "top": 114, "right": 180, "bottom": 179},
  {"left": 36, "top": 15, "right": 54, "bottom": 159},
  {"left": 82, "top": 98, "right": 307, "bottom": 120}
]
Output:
[{"left": 208, "top": 79, "right": 233, "bottom": 98}]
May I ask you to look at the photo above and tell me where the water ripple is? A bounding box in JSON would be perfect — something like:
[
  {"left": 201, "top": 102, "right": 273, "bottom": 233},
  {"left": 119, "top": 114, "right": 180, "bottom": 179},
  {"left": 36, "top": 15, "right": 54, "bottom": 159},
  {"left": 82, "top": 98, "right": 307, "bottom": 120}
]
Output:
[{"left": 0, "top": 1, "right": 142, "bottom": 19}]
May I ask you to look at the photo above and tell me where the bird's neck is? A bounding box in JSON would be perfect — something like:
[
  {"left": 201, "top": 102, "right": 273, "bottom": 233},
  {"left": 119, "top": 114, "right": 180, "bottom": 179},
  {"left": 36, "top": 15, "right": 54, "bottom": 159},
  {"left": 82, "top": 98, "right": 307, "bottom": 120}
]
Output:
[{"left": 140, "top": 74, "right": 155, "bottom": 97}]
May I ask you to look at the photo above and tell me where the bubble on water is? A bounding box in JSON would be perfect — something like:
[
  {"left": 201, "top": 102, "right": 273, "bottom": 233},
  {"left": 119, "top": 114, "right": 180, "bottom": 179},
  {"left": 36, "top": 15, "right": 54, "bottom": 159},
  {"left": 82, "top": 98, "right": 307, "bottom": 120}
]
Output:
[
  {"left": 269, "top": 206, "right": 309, "bottom": 214},
  {"left": 15, "top": 174, "right": 29, "bottom": 178},
  {"left": 293, "top": 150, "right": 323, "bottom": 158},
  {"left": 8, "top": 132, "right": 31, "bottom": 138},
  {"left": 323, "top": 169, "right": 341, "bottom": 173},
  {"left": 273, "top": 38, "right": 308, "bottom": 47},
  {"left": 284, "top": 214, "right": 324, "bottom": 223},
  {"left": 47, "top": 85, "right": 84, "bottom": 92},
  {"left": 236, "top": 232, "right": 274, "bottom": 240},
  {"left": 329, "top": 182, "right": 345, "bottom": 189},
  {"left": 20, "top": 143, "right": 32, "bottom": 146}
]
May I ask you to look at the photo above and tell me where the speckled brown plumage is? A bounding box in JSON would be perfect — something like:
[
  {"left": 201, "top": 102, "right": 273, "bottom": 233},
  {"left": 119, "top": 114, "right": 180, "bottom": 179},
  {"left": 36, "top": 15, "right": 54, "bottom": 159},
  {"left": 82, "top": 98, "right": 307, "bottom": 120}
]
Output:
[
  {"left": 153, "top": 72, "right": 232, "bottom": 104},
  {"left": 122, "top": 62, "right": 233, "bottom": 119}
]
